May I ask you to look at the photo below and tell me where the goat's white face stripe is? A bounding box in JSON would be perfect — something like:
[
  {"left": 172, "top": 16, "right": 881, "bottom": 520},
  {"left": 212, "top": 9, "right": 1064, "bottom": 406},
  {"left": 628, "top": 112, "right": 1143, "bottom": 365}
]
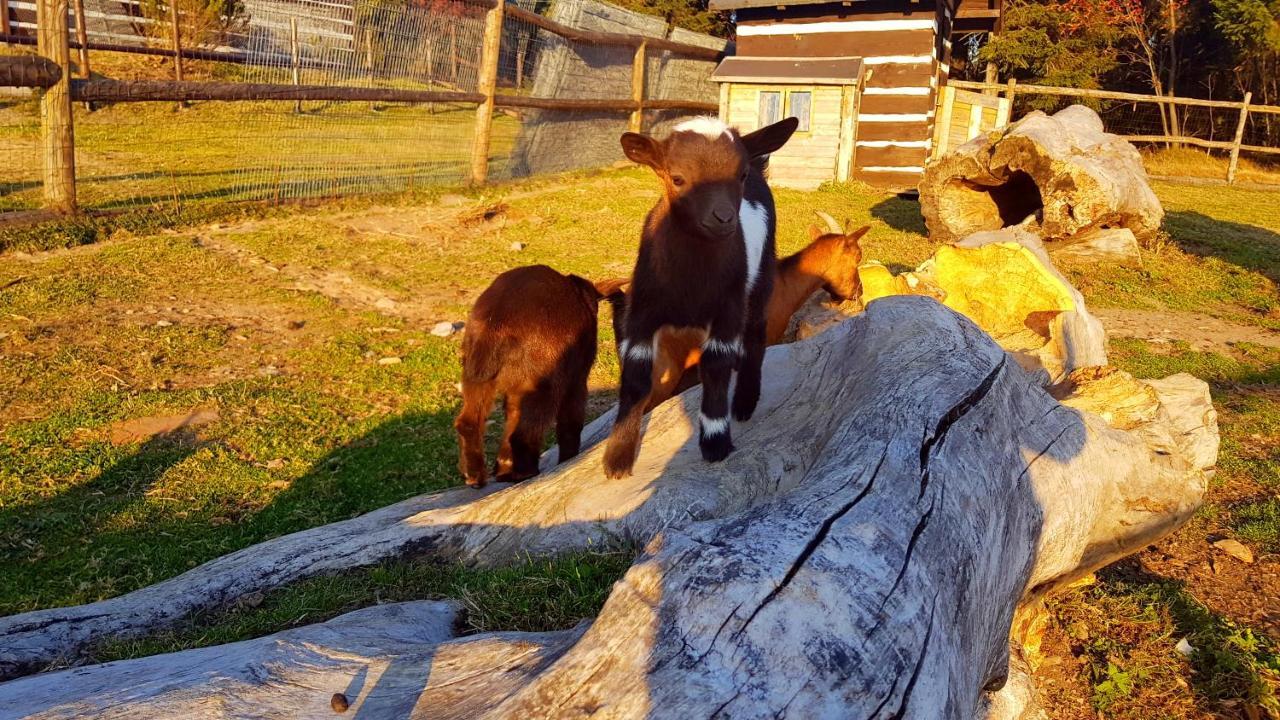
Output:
[
  {"left": 700, "top": 413, "right": 730, "bottom": 436},
  {"left": 674, "top": 116, "right": 732, "bottom": 141},
  {"left": 739, "top": 200, "right": 768, "bottom": 291}
]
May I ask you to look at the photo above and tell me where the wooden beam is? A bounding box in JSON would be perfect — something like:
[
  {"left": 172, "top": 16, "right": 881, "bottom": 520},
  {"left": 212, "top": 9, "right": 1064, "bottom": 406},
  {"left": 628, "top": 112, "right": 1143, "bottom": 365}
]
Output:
[
  {"left": 71, "top": 0, "right": 88, "bottom": 79},
  {"left": 70, "top": 79, "right": 485, "bottom": 104},
  {"left": 836, "top": 83, "right": 856, "bottom": 182},
  {"left": 629, "top": 41, "right": 646, "bottom": 133},
  {"left": 469, "top": 0, "right": 503, "bottom": 185},
  {"left": 949, "top": 79, "right": 1247, "bottom": 110},
  {"left": 0, "top": 54, "right": 61, "bottom": 88},
  {"left": 1227, "top": 92, "right": 1251, "bottom": 184},
  {"left": 36, "top": 0, "right": 76, "bottom": 213},
  {"left": 0, "top": 0, "right": 10, "bottom": 37}
]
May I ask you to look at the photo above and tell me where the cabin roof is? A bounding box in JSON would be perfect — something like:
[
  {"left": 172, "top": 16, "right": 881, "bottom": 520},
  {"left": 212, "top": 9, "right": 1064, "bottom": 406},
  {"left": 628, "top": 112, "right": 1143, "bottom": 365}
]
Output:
[{"left": 710, "top": 55, "right": 865, "bottom": 85}]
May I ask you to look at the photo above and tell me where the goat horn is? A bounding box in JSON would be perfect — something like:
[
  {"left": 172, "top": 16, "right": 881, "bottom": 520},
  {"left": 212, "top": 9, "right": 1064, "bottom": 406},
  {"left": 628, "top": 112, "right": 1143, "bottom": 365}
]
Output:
[{"left": 814, "top": 210, "right": 842, "bottom": 235}]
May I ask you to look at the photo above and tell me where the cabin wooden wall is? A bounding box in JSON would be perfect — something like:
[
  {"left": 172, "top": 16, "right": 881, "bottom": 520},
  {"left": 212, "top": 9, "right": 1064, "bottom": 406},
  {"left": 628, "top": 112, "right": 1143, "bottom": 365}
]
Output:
[
  {"left": 724, "top": 83, "right": 849, "bottom": 190},
  {"left": 734, "top": 0, "right": 939, "bottom": 189}
]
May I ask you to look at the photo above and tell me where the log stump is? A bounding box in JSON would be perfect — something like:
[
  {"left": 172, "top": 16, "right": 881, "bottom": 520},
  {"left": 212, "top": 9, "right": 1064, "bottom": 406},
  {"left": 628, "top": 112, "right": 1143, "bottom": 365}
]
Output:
[{"left": 920, "top": 105, "right": 1164, "bottom": 252}]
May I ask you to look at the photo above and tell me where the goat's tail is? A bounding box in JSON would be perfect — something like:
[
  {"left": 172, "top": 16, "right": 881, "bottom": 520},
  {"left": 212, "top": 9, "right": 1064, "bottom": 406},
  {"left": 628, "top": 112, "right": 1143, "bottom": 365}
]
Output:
[
  {"left": 593, "top": 277, "right": 630, "bottom": 307},
  {"left": 461, "top": 329, "right": 503, "bottom": 385}
]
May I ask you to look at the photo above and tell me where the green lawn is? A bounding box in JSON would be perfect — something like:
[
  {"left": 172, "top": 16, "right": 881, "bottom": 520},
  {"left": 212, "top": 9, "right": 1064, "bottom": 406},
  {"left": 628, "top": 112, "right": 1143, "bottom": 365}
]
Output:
[{"left": 1, "top": 171, "right": 1278, "bottom": 716}]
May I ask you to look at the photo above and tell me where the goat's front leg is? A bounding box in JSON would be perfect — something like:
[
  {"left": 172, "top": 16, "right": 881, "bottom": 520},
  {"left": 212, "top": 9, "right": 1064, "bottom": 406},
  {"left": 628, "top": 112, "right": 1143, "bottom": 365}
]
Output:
[
  {"left": 732, "top": 310, "right": 767, "bottom": 422},
  {"left": 603, "top": 331, "right": 656, "bottom": 479},
  {"left": 699, "top": 314, "right": 745, "bottom": 463}
]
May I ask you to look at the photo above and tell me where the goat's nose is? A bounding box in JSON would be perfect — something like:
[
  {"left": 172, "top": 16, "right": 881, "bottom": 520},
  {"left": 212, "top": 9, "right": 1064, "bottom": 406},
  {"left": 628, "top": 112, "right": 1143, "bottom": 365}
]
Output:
[{"left": 712, "top": 207, "right": 734, "bottom": 224}]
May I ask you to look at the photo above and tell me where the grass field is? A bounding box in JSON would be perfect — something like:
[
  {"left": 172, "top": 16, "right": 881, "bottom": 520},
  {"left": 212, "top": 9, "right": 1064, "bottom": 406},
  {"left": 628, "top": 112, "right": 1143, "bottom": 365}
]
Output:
[
  {"left": 0, "top": 99, "right": 521, "bottom": 214},
  {"left": 1, "top": 170, "right": 1278, "bottom": 717}
]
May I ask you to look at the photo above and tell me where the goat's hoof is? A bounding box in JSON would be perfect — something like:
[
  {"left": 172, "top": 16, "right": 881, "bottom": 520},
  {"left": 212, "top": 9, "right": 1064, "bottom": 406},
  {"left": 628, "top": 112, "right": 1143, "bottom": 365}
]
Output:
[
  {"left": 602, "top": 459, "right": 634, "bottom": 479},
  {"left": 700, "top": 434, "right": 734, "bottom": 463},
  {"left": 464, "top": 476, "right": 487, "bottom": 489},
  {"left": 731, "top": 395, "right": 759, "bottom": 422}
]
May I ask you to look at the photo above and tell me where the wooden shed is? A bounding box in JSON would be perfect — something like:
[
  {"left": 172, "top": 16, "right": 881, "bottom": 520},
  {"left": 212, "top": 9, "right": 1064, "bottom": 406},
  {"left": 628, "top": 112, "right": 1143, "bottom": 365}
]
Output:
[
  {"left": 708, "top": 0, "right": 1004, "bottom": 190},
  {"left": 712, "top": 57, "right": 864, "bottom": 189}
]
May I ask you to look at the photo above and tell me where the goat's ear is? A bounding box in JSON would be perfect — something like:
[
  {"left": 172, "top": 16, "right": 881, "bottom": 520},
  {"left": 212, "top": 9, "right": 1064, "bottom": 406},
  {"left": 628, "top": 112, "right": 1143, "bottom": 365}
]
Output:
[
  {"left": 808, "top": 224, "right": 823, "bottom": 241},
  {"left": 844, "top": 224, "right": 871, "bottom": 247},
  {"left": 620, "top": 133, "right": 663, "bottom": 169},
  {"left": 740, "top": 117, "right": 800, "bottom": 159}
]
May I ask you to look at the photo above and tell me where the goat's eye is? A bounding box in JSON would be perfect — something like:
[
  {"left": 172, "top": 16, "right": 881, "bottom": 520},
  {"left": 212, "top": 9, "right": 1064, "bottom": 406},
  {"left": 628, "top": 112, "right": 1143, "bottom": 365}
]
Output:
[
  {"left": 740, "top": 170, "right": 749, "bottom": 183},
  {"left": 671, "top": 175, "right": 686, "bottom": 187}
]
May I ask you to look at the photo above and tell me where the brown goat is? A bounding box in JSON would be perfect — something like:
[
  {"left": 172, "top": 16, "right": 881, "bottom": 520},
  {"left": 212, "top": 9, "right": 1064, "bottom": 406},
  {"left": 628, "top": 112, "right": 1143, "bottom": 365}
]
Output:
[
  {"left": 606, "top": 219, "right": 870, "bottom": 411},
  {"left": 455, "top": 265, "right": 625, "bottom": 488}
]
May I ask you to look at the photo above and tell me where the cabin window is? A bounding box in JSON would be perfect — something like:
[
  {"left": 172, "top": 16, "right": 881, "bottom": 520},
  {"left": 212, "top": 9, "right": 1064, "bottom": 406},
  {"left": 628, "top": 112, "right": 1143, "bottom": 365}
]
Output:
[
  {"left": 758, "top": 91, "right": 782, "bottom": 127},
  {"left": 787, "top": 91, "right": 812, "bottom": 132}
]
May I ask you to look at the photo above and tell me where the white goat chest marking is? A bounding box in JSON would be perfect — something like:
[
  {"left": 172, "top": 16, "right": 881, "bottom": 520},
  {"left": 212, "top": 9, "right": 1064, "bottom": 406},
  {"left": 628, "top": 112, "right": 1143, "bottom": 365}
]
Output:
[{"left": 739, "top": 200, "right": 768, "bottom": 291}]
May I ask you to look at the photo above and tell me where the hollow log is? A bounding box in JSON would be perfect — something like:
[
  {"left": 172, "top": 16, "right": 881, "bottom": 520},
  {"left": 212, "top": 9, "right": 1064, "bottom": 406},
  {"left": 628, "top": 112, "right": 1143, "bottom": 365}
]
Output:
[
  {"left": 920, "top": 105, "right": 1164, "bottom": 246},
  {"left": 0, "top": 297, "right": 1215, "bottom": 717}
]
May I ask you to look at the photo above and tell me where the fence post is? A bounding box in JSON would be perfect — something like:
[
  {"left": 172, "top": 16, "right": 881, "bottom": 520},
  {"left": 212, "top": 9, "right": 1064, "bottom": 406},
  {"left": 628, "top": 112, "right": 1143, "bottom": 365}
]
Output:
[
  {"left": 71, "top": 0, "right": 89, "bottom": 77},
  {"left": 168, "top": 0, "right": 185, "bottom": 109},
  {"left": 36, "top": 0, "right": 76, "bottom": 213},
  {"left": 1004, "top": 78, "right": 1017, "bottom": 108},
  {"left": 469, "top": 0, "right": 504, "bottom": 185},
  {"left": 290, "top": 17, "right": 301, "bottom": 113},
  {"left": 933, "top": 84, "right": 955, "bottom": 156},
  {"left": 449, "top": 25, "right": 459, "bottom": 84},
  {"left": 515, "top": 33, "right": 528, "bottom": 90},
  {"left": 1, "top": 0, "right": 10, "bottom": 36},
  {"left": 1227, "top": 92, "right": 1251, "bottom": 185},
  {"left": 71, "top": 0, "right": 91, "bottom": 110},
  {"left": 629, "top": 40, "right": 646, "bottom": 134}
]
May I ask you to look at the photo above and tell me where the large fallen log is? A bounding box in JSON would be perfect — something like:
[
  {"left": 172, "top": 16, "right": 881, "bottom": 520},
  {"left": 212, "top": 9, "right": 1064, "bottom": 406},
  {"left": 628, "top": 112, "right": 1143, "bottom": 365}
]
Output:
[
  {"left": 0, "top": 297, "right": 1215, "bottom": 718},
  {"left": 920, "top": 105, "right": 1164, "bottom": 250}
]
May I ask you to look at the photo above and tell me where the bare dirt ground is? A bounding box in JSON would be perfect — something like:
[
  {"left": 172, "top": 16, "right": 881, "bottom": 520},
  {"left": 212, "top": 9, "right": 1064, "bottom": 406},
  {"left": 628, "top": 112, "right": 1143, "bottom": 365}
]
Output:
[{"left": 1099, "top": 307, "right": 1280, "bottom": 352}]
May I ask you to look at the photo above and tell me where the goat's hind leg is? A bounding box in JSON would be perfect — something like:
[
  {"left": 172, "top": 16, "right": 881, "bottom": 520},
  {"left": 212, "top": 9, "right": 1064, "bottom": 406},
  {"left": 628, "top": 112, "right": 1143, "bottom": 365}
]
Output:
[
  {"left": 455, "top": 379, "right": 497, "bottom": 488},
  {"left": 555, "top": 377, "right": 588, "bottom": 464}
]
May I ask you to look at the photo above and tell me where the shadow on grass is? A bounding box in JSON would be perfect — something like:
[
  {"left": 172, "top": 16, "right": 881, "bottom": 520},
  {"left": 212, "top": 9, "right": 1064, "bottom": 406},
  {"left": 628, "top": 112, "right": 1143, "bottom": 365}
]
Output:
[
  {"left": 1095, "top": 560, "right": 1280, "bottom": 713},
  {"left": 0, "top": 431, "right": 203, "bottom": 593},
  {"left": 869, "top": 194, "right": 929, "bottom": 236},
  {"left": 1165, "top": 210, "right": 1280, "bottom": 283}
]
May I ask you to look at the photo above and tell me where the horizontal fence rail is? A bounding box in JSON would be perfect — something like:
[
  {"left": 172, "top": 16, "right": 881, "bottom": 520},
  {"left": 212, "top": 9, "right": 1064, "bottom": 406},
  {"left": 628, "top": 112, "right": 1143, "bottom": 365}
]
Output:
[
  {"left": 1, "top": 0, "right": 726, "bottom": 218},
  {"left": 945, "top": 79, "right": 1280, "bottom": 183}
]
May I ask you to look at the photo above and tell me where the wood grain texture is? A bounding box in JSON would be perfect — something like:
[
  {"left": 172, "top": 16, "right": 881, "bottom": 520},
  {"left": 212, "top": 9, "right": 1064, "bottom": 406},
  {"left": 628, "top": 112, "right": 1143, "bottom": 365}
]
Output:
[
  {"left": 0, "top": 297, "right": 1215, "bottom": 719},
  {"left": 921, "top": 105, "right": 1165, "bottom": 244}
]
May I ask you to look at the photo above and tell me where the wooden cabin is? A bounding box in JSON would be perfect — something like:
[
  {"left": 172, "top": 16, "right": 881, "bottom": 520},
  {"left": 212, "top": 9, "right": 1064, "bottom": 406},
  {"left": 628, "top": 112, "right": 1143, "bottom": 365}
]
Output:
[
  {"left": 708, "top": 0, "right": 1003, "bottom": 190},
  {"left": 712, "top": 57, "right": 864, "bottom": 189}
]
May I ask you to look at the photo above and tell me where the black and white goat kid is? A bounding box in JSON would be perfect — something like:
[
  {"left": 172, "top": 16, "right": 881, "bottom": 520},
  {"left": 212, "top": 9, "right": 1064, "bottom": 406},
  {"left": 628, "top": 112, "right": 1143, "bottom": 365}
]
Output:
[{"left": 603, "top": 116, "right": 799, "bottom": 479}]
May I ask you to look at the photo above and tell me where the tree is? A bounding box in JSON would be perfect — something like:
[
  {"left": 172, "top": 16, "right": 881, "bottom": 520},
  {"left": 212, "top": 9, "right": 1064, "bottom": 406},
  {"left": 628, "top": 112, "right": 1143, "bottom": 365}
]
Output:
[
  {"left": 978, "top": 0, "right": 1121, "bottom": 108},
  {"left": 1211, "top": 0, "right": 1280, "bottom": 140}
]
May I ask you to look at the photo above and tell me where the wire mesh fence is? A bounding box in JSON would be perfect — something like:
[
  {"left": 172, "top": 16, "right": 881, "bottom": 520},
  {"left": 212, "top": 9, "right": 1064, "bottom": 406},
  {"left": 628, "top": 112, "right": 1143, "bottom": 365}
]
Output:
[{"left": 0, "top": 0, "right": 723, "bottom": 223}]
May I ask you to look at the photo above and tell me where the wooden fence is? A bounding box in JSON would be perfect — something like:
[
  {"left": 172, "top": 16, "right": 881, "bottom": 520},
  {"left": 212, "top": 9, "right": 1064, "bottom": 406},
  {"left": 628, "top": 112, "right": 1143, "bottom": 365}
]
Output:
[
  {"left": 941, "top": 79, "right": 1280, "bottom": 184},
  {"left": 2, "top": 0, "right": 720, "bottom": 214}
]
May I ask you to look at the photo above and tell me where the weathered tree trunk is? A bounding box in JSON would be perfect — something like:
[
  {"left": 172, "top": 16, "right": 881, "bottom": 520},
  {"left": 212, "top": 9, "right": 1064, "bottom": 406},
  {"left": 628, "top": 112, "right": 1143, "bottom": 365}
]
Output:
[
  {"left": 0, "top": 297, "right": 1216, "bottom": 718},
  {"left": 796, "top": 224, "right": 1108, "bottom": 384},
  {"left": 920, "top": 105, "right": 1164, "bottom": 248}
]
